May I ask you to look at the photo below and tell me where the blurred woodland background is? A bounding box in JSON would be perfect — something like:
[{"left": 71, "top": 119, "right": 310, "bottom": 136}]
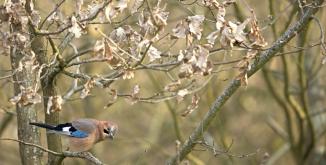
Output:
[{"left": 0, "top": 0, "right": 326, "bottom": 164}]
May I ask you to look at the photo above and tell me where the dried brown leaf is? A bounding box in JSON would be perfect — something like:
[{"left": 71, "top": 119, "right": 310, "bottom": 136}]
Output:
[
  {"left": 148, "top": 46, "right": 162, "bottom": 62},
  {"left": 181, "top": 94, "right": 200, "bottom": 117},
  {"left": 152, "top": 3, "right": 169, "bottom": 27},
  {"left": 80, "top": 78, "right": 96, "bottom": 99},
  {"left": 46, "top": 95, "right": 63, "bottom": 114},
  {"left": 177, "top": 89, "right": 189, "bottom": 97},
  {"left": 9, "top": 86, "right": 41, "bottom": 107},
  {"left": 172, "top": 21, "right": 188, "bottom": 39},
  {"left": 93, "top": 39, "right": 104, "bottom": 56},
  {"left": 69, "top": 16, "right": 82, "bottom": 38},
  {"left": 164, "top": 80, "right": 181, "bottom": 92},
  {"left": 105, "top": 0, "right": 128, "bottom": 22},
  {"left": 187, "top": 15, "right": 205, "bottom": 40},
  {"left": 249, "top": 12, "right": 267, "bottom": 47},
  {"left": 122, "top": 68, "right": 135, "bottom": 79}
]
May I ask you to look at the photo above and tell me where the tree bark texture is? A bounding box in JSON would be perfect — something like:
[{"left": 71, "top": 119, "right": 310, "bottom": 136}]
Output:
[
  {"left": 32, "top": 34, "right": 64, "bottom": 165},
  {"left": 9, "top": 2, "right": 42, "bottom": 164}
]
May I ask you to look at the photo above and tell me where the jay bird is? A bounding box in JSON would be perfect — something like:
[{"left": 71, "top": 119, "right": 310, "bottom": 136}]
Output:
[{"left": 30, "top": 118, "right": 118, "bottom": 152}]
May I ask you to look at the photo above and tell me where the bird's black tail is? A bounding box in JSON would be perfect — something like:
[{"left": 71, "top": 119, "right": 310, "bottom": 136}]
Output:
[{"left": 30, "top": 122, "right": 56, "bottom": 130}]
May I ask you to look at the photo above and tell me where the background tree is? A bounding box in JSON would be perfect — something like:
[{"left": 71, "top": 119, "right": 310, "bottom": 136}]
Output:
[{"left": 0, "top": 0, "right": 325, "bottom": 164}]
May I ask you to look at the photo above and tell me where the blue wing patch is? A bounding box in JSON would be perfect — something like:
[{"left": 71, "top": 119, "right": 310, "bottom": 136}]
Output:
[{"left": 70, "top": 130, "right": 89, "bottom": 138}]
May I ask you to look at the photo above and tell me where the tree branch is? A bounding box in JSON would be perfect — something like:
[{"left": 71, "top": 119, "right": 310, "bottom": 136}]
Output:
[
  {"left": 167, "top": 0, "right": 325, "bottom": 164},
  {"left": 0, "top": 138, "right": 105, "bottom": 165}
]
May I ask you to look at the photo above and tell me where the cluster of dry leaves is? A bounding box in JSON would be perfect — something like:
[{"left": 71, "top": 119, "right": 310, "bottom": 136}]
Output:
[{"left": 0, "top": 0, "right": 267, "bottom": 116}]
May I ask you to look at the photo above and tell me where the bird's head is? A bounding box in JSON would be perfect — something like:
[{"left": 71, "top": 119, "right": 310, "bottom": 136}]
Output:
[{"left": 103, "top": 121, "right": 118, "bottom": 140}]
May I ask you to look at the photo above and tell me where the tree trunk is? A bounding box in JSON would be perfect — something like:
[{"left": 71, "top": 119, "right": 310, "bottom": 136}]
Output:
[
  {"left": 9, "top": 0, "right": 63, "bottom": 164},
  {"left": 43, "top": 87, "right": 64, "bottom": 165},
  {"left": 9, "top": 1, "right": 42, "bottom": 164},
  {"left": 31, "top": 34, "right": 64, "bottom": 165}
]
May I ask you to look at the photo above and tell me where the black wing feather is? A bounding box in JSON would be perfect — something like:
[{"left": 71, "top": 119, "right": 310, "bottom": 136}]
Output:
[
  {"left": 30, "top": 122, "right": 56, "bottom": 130},
  {"left": 54, "top": 123, "right": 76, "bottom": 132},
  {"left": 30, "top": 122, "right": 77, "bottom": 132}
]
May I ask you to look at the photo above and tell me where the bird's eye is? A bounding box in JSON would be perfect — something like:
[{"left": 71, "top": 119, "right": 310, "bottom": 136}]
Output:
[{"left": 103, "top": 129, "right": 109, "bottom": 134}]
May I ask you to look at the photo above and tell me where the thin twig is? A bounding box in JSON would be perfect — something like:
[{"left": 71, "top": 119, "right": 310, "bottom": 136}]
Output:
[
  {"left": 36, "top": 0, "right": 113, "bottom": 36},
  {"left": 39, "top": 0, "right": 66, "bottom": 29},
  {"left": 194, "top": 140, "right": 258, "bottom": 158}
]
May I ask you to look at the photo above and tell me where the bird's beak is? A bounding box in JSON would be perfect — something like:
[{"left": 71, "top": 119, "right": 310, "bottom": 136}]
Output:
[
  {"left": 108, "top": 128, "right": 116, "bottom": 140},
  {"left": 108, "top": 132, "right": 114, "bottom": 140}
]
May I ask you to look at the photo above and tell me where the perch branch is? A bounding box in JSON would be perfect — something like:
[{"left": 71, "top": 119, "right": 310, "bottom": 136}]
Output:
[{"left": 0, "top": 138, "right": 105, "bottom": 165}]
